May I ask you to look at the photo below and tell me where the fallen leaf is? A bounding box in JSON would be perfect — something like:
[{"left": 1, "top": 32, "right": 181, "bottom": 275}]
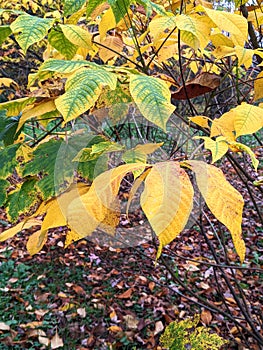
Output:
[
  {"left": 123, "top": 314, "right": 139, "bottom": 330},
  {"left": 51, "top": 331, "right": 64, "bottom": 349},
  {"left": 72, "top": 285, "right": 86, "bottom": 295},
  {"left": 201, "top": 310, "right": 212, "bottom": 325},
  {"left": 20, "top": 321, "right": 43, "bottom": 328},
  {"left": 148, "top": 281, "right": 155, "bottom": 292},
  {"left": 39, "top": 335, "right": 50, "bottom": 346},
  {"left": 77, "top": 308, "right": 86, "bottom": 318},
  {"left": 108, "top": 325, "right": 122, "bottom": 332},
  {"left": 0, "top": 322, "right": 10, "bottom": 331},
  {"left": 117, "top": 288, "right": 133, "bottom": 299},
  {"left": 154, "top": 320, "right": 164, "bottom": 335}
]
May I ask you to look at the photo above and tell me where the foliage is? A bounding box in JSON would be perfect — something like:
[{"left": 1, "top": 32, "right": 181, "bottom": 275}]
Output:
[
  {"left": 0, "top": 0, "right": 262, "bottom": 263},
  {"left": 160, "top": 314, "right": 228, "bottom": 350},
  {"left": 0, "top": 0, "right": 263, "bottom": 346}
]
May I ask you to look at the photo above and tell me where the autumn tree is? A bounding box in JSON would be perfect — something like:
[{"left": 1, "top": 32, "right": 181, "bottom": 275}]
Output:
[{"left": 0, "top": 0, "right": 262, "bottom": 348}]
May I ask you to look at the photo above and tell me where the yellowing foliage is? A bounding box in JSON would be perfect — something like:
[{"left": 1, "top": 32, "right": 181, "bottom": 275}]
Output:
[
  {"left": 141, "top": 162, "right": 193, "bottom": 258},
  {"left": 188, "top": 161, "right": 245, "bottom": 262}
]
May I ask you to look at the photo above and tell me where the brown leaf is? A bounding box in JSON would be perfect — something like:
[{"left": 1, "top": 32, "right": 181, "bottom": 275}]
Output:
[
  {"left": 148, "top": 281, "right": 155, "bottom": 292},
  {"left": 201, "top": 310, "right": 213, "bottom": 325},
  {"left": 117, "top": 288, "right": 133, "bottom": 299},
  {"left": 172, "top": 72, "right": 220, "bottom": 100},
  {"left": 72, "top": 285, "right": 86, "bottom": 295}
]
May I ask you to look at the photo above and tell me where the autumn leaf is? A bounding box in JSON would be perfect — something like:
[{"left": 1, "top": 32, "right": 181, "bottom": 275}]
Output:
[
  {"left": 187, "top": 160, "right": 245, "bottom": 262},
  {"left": 141, "top": 161, "right": 193, "bottom": 258},
  {"left": 51, "top": 331, "right": 64, "bottom": 349}
]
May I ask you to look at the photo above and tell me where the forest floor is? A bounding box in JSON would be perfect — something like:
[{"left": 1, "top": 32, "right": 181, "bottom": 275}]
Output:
[{"left": 0, "top": 154, "right": 262, "bottom": 350}]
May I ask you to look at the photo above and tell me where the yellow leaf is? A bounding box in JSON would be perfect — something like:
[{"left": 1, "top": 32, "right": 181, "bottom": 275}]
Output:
[
  {"left": 126, "top": 169, "right": 151, "bottom": 217},
  {"left": 99, "top": 36, "right": 124, "bottom": 63},
  {"left": 108, "top": 325, "right": 122, "bottom": 332},
  {"left": 64, "top": 228, "right": 83, "bottom": 247},
  {"left": 195, "top": 136, "right": 229, "bottom": 163},
  {"left": 99, "top": 8, "right": 116, "bottom": 40},
  {"left": 189, "top": 116, "right": 209, "bottom": 128},
  {"left": 42, "top": 183, "right": 89, "bottom": 232},
  {"left": 60, "top": 24, "right": 92, "bottom": 49},
  {"left": 235, "top": 46, "right": 254, "bottom": 69},
  {"left": 212, "top": 45, "right": 236, "bottom": 59},
  {"left": 210, "top": 110, "right": 236, "bottom": 141},
  {"left": 254, "top": 71, "right": 263, "bottom": 101},
  {"left": 149, "top": 14, "right": 177, "bottom": 41},
  {"left": 232, "top": 103, "right": 263, "bottom": 137},
  {"left": 68, "top": 163, "right": 146, "bottom": 237},
  {"left": 16, "top": 144, "right": 33, "bottom": 162},
  {"left": 188, "top": 160, "right": 245, "bottom": 262},
  {"left": 134, "top": 142, "right": 164, "bottom": 154},
  {"left": 210, "top": 33, "right": 234, "bottom": 48},
  {"left": 27, "top": 229, "right": 48, "bottom": 256},
  {"left": 141, "top": 162, "right": 193, "bottom": 258},
  {"left": 229, "top": 142, "right": 259, "bottom": 171},
  {"left": 18, "top": 100, "right": 57, "bottom": 131},
  {"left": 0, "top": 218, "right": 42, "bottom": 242},
  {"left": 202, "top": 7, "right": 248, "bottom": 46},
  {"left": 0, "top": 78, "right": 19, "bottom": 89}
]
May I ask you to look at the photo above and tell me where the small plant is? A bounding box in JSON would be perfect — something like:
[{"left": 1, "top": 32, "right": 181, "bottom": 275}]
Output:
[{"left": 160, "top": 314, "right": 228, "bottom": 350}]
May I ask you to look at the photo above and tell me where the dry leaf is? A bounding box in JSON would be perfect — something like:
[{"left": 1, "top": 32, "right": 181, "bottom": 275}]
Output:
[
  {"left": 51, "top": 331, "right": 64, "bottom": 349},
  {"left": 154, "top": 320, "right": 164, "bottom": 335},
  {"left": 77, "top": 308, "right": 86, "bottom": 318},
  {"left": 201, "top": 310, "right": 213, "bottom": 325},
  {"left": 172, "top": 72, "right": 220, "bottom": 100},
  {"left": 0, "top": 322, "right": 10, "bottom": 331},
  {"left": 108, "top": 325, "right": 122, "bottom": 332},
  {"left": 117, "top": 288, "right": 133, "bottom": 299},
  {"left": 123, "top": 314, "right": 139, "bottom": 330}
]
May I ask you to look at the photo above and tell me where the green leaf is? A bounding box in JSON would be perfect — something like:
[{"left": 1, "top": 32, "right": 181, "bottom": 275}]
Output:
[
  {"left": 64, "top": 0, "right": 86, "bottom": 16},
  {"left": 137, "top": 0, "right": 167, "bottom": 17},
  {"left": 107, "top": 0, "right": 132, "bottom": 23},
  {"left": 60, "top": 24, "right": 92, "bottom": 49},
  {"left": 96, "top": 82, "right": 132, "bottom": 122},
  {"left": 0, "top": 179, "right": 9, "bottom": 206},
  {"left": 0, "top": 111, "right": 21, "bottom": 146},
  {"left": 0, "top": 97, "right": 36, "bottom": 117},
  {"left": 22, "top": 139, "right": 69, "bottom": 199},
  {"left": 55, "top": 67, "right": 117, "bottom": 123},
  {"left": 71, "top": 135, "right": 110, "bottom": 180},
  {"left": 129, "top": 74, "right": 175, "bottom": 131},
  {"left": 160, "top": 314, "right": 228, "bottom": 350},
  {"left": 86, "top": 0, "right": 105, "bottom": 17},
  {"left": 0, "top": 25, "right": 12, "bottom": 45},
  {"left": 48, "top": 28, "right": 77, "bottom": 60},
  {"left": 0, "top": 144, "right": 20, "bottom": 179},
  {"left": 39, "top": 58, "right": 99, "bottom": 73},
  {"left": 91, "top": 141, "right": 123, "bottom": 154},
  {"left": 10, "top": 14, "right": 55, "bottom": 53},
  {"left": 6, "top": 179, "right": 38, "bottom": 222},
  {"left": 122, "top": 149, "right": 147, "bottom": 164}
]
